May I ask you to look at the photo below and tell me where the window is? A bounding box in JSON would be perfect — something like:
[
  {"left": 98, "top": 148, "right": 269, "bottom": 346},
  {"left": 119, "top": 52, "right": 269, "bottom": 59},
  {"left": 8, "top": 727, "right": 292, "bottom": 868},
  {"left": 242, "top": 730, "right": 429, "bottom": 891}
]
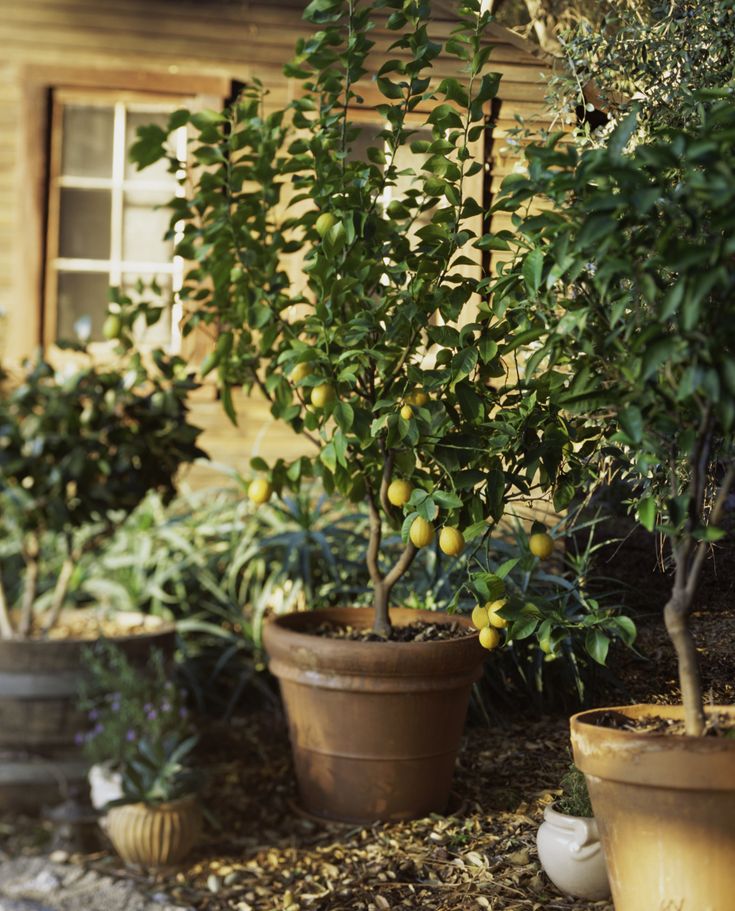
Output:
[{"left": 45, "top": 90, "right": 187, "bottom": 348}]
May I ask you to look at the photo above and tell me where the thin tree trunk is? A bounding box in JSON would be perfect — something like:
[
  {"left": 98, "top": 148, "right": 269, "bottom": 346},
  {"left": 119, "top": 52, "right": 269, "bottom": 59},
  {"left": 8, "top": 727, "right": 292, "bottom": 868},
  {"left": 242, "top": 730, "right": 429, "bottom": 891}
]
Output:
[
  {"left": 43, "top": 555, "right": 76, "bottom": 635},
  {"left": 0, "top": 566, "right": 14, "bottom": 639},
  {"left": 664, "top": 589, "right": 704, "bottom": 736},
  {"left": 18, "top": 556, "right": 39, "bottom": 637},
  {"left": 664, "top": 461, "right": 735, "bottom": 736},
  {"left": 372, "top": 582, "right": 390, "bottom": 637}
]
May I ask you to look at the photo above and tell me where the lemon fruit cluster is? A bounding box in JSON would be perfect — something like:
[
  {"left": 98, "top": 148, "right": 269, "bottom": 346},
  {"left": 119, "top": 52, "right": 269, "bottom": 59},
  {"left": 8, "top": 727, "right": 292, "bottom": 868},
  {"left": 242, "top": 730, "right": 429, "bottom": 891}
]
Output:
[{"left": 471, "top": 599, "right": 508, "bottom": 651}]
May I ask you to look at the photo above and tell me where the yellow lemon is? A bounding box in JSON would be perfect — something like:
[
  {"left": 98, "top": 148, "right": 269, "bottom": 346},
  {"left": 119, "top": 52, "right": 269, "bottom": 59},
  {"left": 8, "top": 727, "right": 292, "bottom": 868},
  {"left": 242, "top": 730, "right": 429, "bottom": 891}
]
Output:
[
  {"left": 290, "top": 362, "right": 312, "bottom": 383},
  {"left": 471, "top": 604, "right": 490, "bottom": 629},
  {"left": 479, "top": 626, "right": 502, "bottom": 651},
  {"left": 400, "top": 404, "right": 414, "bottom": 420},
  {"left": 486, "top": 598, "right": 508, "bottom": 629},
  {"left": 409, "top": 517, "right": 434, "bottom": 548},
  {"left": 529, "top": 532, "right": 554, "bottom": 560},
  {"left": 102, "top": 315, "right": 122, "bottom": 340},
  {"left": 439, "top": 526, "right": 465, "bottom": 557},
  {"left": 387, "top": 479, "right": 413, "bottom": 507},
  {"left": 315, "top": 212, "right": 337, "bottom": 237},
  {"left": 408, "top": 390, "right": 429, "bottom": 407},
  {"left": 310, "top": 383, "right": 336, "bottom": 408},
  {"left": 249, "top": 478, "right": 272, "bottom": 505}
]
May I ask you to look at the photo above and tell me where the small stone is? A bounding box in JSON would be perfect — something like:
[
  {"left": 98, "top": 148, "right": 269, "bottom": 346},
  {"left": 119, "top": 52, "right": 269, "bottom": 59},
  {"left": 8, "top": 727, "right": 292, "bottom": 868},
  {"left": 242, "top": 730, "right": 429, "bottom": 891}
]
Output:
[
  {"left": 49, "top": 850, "right": 69, "bottom": 864},
  {"left": 207, "top": 874, "right": 222, "bottom": 893},
  {"left": 224, "top": 872, "right": 240, "bottom": 886}
]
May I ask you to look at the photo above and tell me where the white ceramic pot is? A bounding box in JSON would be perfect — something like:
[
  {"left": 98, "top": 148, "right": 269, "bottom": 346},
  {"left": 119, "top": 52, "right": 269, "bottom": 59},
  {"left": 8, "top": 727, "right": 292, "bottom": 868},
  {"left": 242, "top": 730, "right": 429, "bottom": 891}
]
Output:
[
  {"left": 536, "top": 803, "right": 610, "bottom": 900},
  {"left": 88, "top": 762, "right": 124, "bottom": 811}
]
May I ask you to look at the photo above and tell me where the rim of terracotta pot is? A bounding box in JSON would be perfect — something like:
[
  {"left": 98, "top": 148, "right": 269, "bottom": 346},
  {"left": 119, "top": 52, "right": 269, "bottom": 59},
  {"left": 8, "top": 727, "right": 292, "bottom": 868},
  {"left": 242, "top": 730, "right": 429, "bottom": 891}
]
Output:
[
  {"left": 0, "top": 611, "right": 176, "bottom": 658},
  {"left": 263, "top": 606, "right": 482, "bottom": 678},
  {"left": 571, "top": 704, "right": 735, "bottom": 790}
]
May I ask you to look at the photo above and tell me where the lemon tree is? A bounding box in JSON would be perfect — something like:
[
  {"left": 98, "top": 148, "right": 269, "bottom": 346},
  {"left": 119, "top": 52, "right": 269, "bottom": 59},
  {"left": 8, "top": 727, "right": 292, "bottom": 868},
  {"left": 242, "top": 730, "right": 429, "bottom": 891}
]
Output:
[
  {"left": 132, "top": 0, "right": 581, "bottom": 636},
  {"left": 491, "top": 97, "right": 735, "bottom": 734}
]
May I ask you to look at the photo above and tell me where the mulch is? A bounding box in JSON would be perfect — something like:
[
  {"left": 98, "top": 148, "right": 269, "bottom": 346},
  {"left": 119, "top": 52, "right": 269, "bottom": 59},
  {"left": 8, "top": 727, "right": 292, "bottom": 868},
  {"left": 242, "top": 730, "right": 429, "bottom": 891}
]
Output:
[{"left": 4, "top": 520, "right": 735, "bottom": 911}]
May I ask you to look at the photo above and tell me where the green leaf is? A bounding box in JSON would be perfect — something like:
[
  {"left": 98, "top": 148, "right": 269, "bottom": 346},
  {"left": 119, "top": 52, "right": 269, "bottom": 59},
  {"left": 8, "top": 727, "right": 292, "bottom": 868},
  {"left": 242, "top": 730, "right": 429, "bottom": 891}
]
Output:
[
  {"left": 637, "top": 496, "right": 656, "bottom": 532},
  {"left": 619, "top": 406, "right": 643, "bottom": 444},
  {"left": 585, "top": 630, "right": 610, "bottom": 665},
  {"left": 522, "top": 249, "right": 544, "bottom": 296}
]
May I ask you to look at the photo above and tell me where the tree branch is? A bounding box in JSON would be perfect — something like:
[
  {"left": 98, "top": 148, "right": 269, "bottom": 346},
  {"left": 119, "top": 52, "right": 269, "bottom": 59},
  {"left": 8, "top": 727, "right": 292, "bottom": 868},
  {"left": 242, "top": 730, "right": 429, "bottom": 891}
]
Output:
[
  {"left": 366, "top": 484, "right": 383, "bottom": 587},
  {"left": 685, "top": 461, "right": 735, "bottom": 601},
  {"left": 42, "top": 555, "right": 76, "bottom": 635},
  {"left": 379, "top": 449, "right": 396, "bottom": 519},
  {"left": 0, "top": 566, "right": 15, "bottom": 639},
  {"left": 18, "top": 533, "right": 40, "bottom": 638},
  {"left": 384, "top": 540, "right": 418, "bottom": 592}
]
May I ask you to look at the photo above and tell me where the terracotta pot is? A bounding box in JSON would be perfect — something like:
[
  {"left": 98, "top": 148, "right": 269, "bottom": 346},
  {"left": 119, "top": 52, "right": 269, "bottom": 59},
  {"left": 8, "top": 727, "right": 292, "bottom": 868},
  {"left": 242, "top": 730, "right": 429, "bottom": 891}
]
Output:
[
  {"left": 536, "top": 804, "right": 610, "bottom": 900},
  {"left": 263, "top": 606, "right": 485, "bottom": 824},
  {"left": 105, "top": 795, "right": 201, "bottom": 867},
  {"left": 0, "top": 611, "right": 175, "bottom": 811},
  {"left": 571, "top": 704, "right": 735, "bottom": 911}
]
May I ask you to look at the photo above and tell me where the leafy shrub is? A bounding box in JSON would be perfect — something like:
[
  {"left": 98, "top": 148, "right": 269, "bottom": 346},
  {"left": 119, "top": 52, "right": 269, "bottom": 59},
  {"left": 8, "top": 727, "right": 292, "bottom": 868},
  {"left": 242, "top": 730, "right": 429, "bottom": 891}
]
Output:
[
  {"left": 0, "top": 349, "right": 205, "bottom": 637},
  {"left": 557, "top": 763, "right": 594, "bottom": 818}
]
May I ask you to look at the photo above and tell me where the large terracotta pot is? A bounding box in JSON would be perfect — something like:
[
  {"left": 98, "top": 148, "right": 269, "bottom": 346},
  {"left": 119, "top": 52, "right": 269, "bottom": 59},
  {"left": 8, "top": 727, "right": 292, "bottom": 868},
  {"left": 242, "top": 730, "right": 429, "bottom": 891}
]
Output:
[
  {"left": 263, "top": 606, "right": 485, "bottom": 824},
  {"left": 106, "top": 794, "right": 201, "bottom": 867},
  {"left": 0, "top": 611, "right": 175, "bottom": 810},
  {"left": 571, "top": 704, "right": 735, "bottom": 911}
]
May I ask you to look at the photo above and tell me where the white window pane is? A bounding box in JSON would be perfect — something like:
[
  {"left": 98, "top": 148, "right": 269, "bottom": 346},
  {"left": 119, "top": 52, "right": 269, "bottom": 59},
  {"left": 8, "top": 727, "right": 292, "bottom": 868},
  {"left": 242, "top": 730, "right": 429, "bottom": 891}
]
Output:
[
  {"left": 59, "top": 188, "right": 112, "bottom": 260},
  {"left": 61, "top": 105, "right": 115, "bottom": 179},
  {"left": 125, "top": 111, "right": 177, "bottom": 183},
  {"left": 56, "top": 271, "right": 111, "bottom": 342},
  {"left": 122, "top": 190, "right": 173, "bottom": 263}
]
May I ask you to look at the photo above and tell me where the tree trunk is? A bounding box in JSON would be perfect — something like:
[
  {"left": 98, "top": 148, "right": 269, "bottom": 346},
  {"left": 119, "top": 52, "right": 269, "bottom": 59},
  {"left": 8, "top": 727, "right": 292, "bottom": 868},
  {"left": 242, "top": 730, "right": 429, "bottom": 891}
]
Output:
[
  {"left": 372, "top": 582, "right": 391, "bottom": 637},
  {"left": 664, "top": 590, "right": 705, "bottom": 736}
]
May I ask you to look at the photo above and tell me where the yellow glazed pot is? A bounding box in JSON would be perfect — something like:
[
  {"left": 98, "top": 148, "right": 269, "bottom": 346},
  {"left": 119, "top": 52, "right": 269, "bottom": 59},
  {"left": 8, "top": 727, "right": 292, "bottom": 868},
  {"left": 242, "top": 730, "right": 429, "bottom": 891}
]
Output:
[{"left": 105, "top": 795, "right": 201, "bottom": 868}]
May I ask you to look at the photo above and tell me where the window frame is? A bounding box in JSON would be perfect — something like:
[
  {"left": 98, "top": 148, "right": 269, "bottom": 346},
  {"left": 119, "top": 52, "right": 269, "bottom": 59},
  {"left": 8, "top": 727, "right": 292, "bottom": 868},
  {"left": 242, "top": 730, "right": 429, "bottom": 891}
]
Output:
[{"left": 44, "top": 87, "right": 191, "bottom": 350}]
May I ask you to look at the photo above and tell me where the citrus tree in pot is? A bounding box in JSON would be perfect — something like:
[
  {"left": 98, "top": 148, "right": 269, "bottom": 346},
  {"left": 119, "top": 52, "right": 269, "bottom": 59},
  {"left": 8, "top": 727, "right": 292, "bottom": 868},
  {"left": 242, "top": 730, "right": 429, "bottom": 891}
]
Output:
[
  {"left": 132, "top": 0, "right": 582, "bottom": 822},
  {"left": 0, "top": 336, "right": 205, "bottom": 808},
  {"left": 491, "top": 97, "right": 735, "bottom": 909}
]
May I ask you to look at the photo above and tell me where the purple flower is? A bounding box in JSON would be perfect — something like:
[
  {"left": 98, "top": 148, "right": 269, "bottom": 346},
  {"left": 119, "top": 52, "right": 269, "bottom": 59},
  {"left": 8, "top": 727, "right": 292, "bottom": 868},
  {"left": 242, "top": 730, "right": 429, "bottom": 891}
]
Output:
[
  {"left": 146, "top": 709, "right": 157, "bottom": 721},
  {"left": 111, "top": 699, "right": 121, "bottom": 712},
  {"left": 161, "top": 701, "right": 171, "bottom": 713},
  {"left": 74, "top": 732, "right": 85, "bottom": 746},
  {"left": 93, "top": 722, "right": 103, "bottom": 735},
  {"left": 126, "top": 729, "right": 136, "bottom": 742},
  {"left": 143, "top": 702, "right": 153, "bottom": 713},
  {"left": 88, "top": 708, "right": 99, "bottom": 721},
  {"left": 179, "top": 707, "right": 188, "bottom": 719}
]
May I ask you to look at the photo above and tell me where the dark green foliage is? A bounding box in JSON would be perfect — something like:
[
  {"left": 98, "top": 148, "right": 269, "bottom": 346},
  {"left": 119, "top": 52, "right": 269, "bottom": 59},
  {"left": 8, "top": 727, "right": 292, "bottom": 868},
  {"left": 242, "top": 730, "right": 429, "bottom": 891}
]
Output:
[
  {"left": 557, "top": 762, "right": 594, "bottom": 817},
  {"left": 130, "top": 0, "right": 585, "bottom": 631}
]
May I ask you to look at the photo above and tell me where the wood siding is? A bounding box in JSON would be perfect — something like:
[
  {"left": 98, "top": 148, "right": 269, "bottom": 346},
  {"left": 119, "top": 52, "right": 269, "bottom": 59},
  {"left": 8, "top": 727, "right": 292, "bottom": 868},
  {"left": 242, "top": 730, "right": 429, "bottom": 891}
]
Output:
[{"left": 0, "top": 0, "right": 554, "bottom": 481}]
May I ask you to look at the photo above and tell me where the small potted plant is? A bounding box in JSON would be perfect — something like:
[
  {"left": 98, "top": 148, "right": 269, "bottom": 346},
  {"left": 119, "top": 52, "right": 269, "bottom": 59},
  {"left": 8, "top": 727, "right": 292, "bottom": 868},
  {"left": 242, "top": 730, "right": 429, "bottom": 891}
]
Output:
[
  {"left": 132, "top": 0, "right": 581, "bottom": 823},
  {"left": 79, "top": 641, "right": 201, "bottom": 868},
  {"left": 104, "top": 731, "right": 201, "bottom": 869},
  {"left": 0, "top": 318, "right": 205, "bottom": 807},
  {"left": 78, "top": 641, "right": 192, "bottom": 813},
  {"left": 536, "top": 764, "right": 609, "bottom": 900},
  {"left": 492, "top": 96, "right": 735, "bottom": 908}
]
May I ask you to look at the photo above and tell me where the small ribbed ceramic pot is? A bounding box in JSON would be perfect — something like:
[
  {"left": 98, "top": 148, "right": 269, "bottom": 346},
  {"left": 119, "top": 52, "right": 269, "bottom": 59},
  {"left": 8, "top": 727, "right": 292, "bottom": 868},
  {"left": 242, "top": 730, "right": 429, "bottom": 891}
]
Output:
[
  {"left": 105, "top": 794, "right": 201, "bottom": 868},
  {"left": 536, "top": 804, "right": 610, "bottom": 900}
]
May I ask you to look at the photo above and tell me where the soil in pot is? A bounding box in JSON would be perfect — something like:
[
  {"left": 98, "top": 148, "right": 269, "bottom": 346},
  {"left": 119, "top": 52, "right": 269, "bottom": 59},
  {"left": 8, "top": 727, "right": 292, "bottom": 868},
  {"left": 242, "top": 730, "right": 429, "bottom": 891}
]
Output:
[{"left": 263, "top": 606, "right": 485, "bottom": 824}]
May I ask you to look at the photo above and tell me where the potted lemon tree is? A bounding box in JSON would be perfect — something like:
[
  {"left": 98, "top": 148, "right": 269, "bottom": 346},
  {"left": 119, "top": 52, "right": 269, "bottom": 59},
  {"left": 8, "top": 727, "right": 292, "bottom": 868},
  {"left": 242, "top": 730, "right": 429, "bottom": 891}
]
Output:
[
  {"left": 132, "top": 0, "right": 581, "bottom": 822},
  {"left": 491, "top": 97, "right": 735, "bottom": 909},
  {"left": 0, "top": 336, "right": 205, "bottom": 807}
]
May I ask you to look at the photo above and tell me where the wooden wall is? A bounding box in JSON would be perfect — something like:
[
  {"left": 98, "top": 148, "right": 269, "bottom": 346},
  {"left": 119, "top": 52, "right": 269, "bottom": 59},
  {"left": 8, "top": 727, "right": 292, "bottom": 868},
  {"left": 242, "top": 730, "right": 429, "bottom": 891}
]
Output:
[{"left": 0, "top": 0, "right": 554, "bottom": 484}]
